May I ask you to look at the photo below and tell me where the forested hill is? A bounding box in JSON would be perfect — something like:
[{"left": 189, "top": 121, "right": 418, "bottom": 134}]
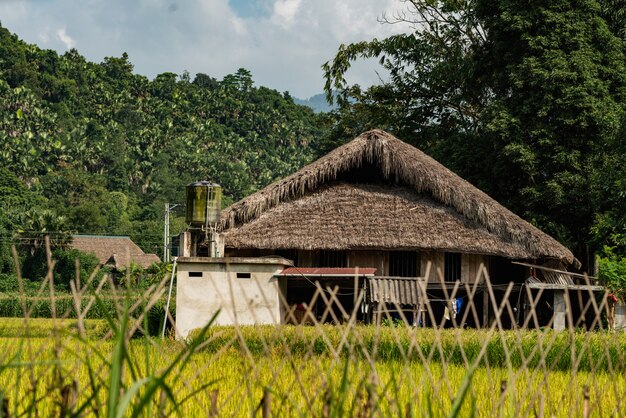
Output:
[{"left": 0, "top": 24, "right": 328, "bottom": 255}]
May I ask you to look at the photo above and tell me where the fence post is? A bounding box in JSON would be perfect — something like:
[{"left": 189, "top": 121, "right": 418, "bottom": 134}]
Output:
[
  {"left": 498, "top": 380, "right": 507, "bottom": 415},
  {"left": 262, "top": 388, "right": 271, "bottom": 418},
  {"left": 583, "top": 385, "right": 590, "bottom": 418},
  {"left": 482, "top": 288, "right": 489, "bottom": 328},
  {"left": 2, "top": 396, "right": 9, "bottom": 418},
  {"left": 322, "top": 388, "right": 331, "bottom": 418},
  {"left": 209, "top": 389, "right": 218, "bottom": 417}
]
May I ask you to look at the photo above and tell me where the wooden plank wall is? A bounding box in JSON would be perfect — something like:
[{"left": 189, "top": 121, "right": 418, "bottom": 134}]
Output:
[
  {"left": 420, "top": 251, "right": 445, "bottom": 281},
  {"left": 297, "top": 250, "right": 317, "bottom": 267},
  {"left": 349, "top": 251, "right": 387, "bottom": 276},
  {"left": 462, "top": 254, "right": 488, "bottom": 283}
]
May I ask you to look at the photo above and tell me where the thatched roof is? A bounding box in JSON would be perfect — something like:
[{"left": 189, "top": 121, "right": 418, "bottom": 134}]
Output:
[
  {"left": 220, "top": 129, "right": 577, "bottom": 266},
  {"left": 70, "top": 235, "right": 161, "bottom": 269}
]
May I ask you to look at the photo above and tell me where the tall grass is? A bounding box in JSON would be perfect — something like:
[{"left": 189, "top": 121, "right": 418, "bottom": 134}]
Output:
[
  {"left": 0, "top": 328, "right": 623, "bottom": 417},
  {"left": 193, "top": 325, "right": 626, "bottom": 373},
  {"left": 0, "top": 239, "right": 624, "bottom": 416}
]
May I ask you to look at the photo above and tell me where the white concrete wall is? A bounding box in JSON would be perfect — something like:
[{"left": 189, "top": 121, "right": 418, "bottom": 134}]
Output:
[
  {"left": 175, "top": 257, "right": 290, "bottom": 339},
  {"left": 616, "top": 304, "right": 626, "bottom": 331}
]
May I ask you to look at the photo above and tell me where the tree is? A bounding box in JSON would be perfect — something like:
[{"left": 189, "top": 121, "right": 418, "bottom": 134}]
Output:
[
  {"left": 324, "top": 0, "right": 626, "bottom": 267},
  {"left": 474, "top": 0, "right": 626, "bottom": 266},
  {"left": 0, "top": 26, "right": 327, "bottom": 256}
]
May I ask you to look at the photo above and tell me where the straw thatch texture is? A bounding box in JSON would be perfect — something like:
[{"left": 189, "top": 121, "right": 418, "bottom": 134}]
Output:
[
  {"left": 220, "top": 129, "right": 577, "bottom": 266},
  {"left": 70, "top": 235, "right": 161, "bottom": 269},
  {"left": 224, "top": 183, "right": 532, "bottom": 257}
]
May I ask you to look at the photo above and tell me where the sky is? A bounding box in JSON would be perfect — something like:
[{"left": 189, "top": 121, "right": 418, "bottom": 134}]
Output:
[{"left": 0, "top": 0, "right": 413, "bottom": 98}]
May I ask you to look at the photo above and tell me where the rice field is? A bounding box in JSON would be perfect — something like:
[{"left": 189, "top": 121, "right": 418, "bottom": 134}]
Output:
[{"left": 0, "top": 318, "right": 624, "bottom": 417}]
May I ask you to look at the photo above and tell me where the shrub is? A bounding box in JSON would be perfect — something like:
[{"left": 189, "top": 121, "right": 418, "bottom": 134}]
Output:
[
  {"left": 0, "top": 273, "right": 41, "bottom": 294},
  {"left": 52, "top": 248, "right": 104, "bottom": 290},
  {"left": 0, "top": 291, "right": 174, "bottom": 336},
  {"left": 598, "top": 246, "right": 626, "bottom": 301}
]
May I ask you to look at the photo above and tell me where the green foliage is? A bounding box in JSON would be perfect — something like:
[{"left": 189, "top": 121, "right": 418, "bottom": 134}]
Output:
[
  {"left": 0, "top": 318, "right": 110, "bottom": 339},
  {"left": 0, "top": 291, "right": 173, "bottom": 335},
  {"left": 323, "top": 0, "right": 626, "bottom": 264},
  {"left": 474, "top": 0, "right": 626, "bottom": 256},
  {"left": 0, "top": 23, "right": 327, "bottom": 256},
  {"left": 597, "top": 247, "right": 626, "bottom": 300},
  {"left": 0, "top": 273, "right": 40, "bottom": 293},
  {"left": 193, "top": 325, "right": 626, "bottom": 373},
  {"left": 52, "top": 248, "right": 103, "bottom": 290}
]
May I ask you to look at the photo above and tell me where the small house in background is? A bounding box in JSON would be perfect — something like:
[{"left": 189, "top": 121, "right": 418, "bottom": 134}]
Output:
[{"left": 70, "top": 235, "right": 161, "bottom": 270}]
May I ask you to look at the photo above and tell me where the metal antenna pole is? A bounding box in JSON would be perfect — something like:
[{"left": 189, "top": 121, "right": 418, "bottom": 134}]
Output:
[
  {"left": 166, "top": 206, "right": 170, "bottom": 262},
  {"left": 163, "top": 203, "right": 168, "bottom": 262},
  {"left": 162, "top": 257, "right": 178, "bottom": 338},
  {"left": 164, "top": 203, "right": 180, "bottom": 263}
]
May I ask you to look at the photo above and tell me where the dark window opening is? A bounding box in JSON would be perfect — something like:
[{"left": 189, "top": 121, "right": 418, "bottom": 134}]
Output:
[
  {"left": 275, "top": 249, "right": 298, "bottom": 266},
  {"left": 318, "top": 250, "right": 347, "bottom": 267},
  {"left": 236, "top": 272, "right": 251, "bottom": 279},
  {"left": 335, "top": 162, "right": 386, "bottom": 184},
  {"left": 445, "top": 253, "right": 462, "bottom": 281},
  {"left": 389, "top": 251, "right": 420, "bottom": 277},
  {"left": 189, "top": 271, "right": 203, "bottom": 278}
]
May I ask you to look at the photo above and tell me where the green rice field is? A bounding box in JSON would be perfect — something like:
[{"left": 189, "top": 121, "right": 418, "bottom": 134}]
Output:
[{"left": 0, "top": 318, "right": 624, "bottom": 417}]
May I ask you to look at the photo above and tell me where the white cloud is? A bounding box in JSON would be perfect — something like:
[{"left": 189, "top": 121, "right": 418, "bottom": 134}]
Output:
[
  {"left": 0, "top": 0, "right": 414, "bottom": 97},
  {"left": 272, "top": 0, "right": 301, "bottom": 25},
  {"left": 230, "top": 15, "right": 248, "bottom": 36},
  {"left": 56, "top": 27, "right": 76, "bottom": 49},
  {"left": 38, "top": 31, "right": 50, "bottom": 43}
]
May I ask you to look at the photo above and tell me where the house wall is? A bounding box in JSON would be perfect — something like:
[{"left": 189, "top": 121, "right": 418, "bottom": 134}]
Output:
[
  {"left": 462, "top": 254, "right": 488, "bottom": 283},
  {"left": 297, "top": 250, "right": 317, "bottom": 268},
  {"left": 420, "top": 251, "right": 445, "bottom": 281},
  {"left": 616, "top": 304, "right": 626, "bottom": 330},
  {"left": 348, "top": 250, "right": 387, "bottom": 276},
  {"left": 224, "top": 249, "right": 492, "bottom": 282},
  {"left": 175, "top": 257, "right": 290, "bottom": 339}
]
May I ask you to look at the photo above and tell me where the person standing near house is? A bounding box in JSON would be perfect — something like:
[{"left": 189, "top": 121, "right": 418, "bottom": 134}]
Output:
[{"left": 607, "top": 292, "right": 618, "bottom": 332}]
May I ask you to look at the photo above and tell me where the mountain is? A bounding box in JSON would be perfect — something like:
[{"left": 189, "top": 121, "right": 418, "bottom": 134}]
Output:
[{"left": 294, "top": 92, "right": 337, "bottom": 113}]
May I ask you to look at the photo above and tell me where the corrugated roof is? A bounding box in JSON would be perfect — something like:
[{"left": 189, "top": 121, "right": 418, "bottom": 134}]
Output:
[
  {"left": 278, "top": 267, "right": 376, "bottom": 277},
  {"left": 368, "top": 277, "right": 423, "bottom": 305}
]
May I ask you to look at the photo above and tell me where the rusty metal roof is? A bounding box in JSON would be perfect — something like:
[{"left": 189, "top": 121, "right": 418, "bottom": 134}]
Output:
[
  {"left": 278, "top": 267, "right": 376, "bottom": 277},
  {"left": 368, "top": 277, "right": 424, "bottom": 305}
]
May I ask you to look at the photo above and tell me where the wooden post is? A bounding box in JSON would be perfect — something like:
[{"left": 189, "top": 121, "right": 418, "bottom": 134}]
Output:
[
  {"left": 322, "top": 389, "right": 331, "bottom": 418},
  {"left": 158, "top": 390, "right": 167, "bottom": 418},
  {"left": 499, "top": 380, "right": 507, "bottom": 415},
  {"left": 583, "top": 385, "right": 590, "bottom": 418},
  {"left": 521, "top": 288, "right": 527, "bottom": 328},
  {"left": 262, "top": 388, "right": 271, "bottom": 418},
  {"left": 482, "top": 289, "right": 489, "bottom": 328},
  {"left": 2, "top": 397, "right": 9, "bottom": 418},
  {"left": 209, "top": 389, "right": 218, "bottom": 417}
]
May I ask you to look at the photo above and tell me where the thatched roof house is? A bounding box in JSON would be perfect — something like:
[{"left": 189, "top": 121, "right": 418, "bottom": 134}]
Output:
[
  {"left": 70, "top": 235, "right": 160, "bottom": 270},
  {"left": 219, "top": 129, "right": 576, "bottom": 270}
]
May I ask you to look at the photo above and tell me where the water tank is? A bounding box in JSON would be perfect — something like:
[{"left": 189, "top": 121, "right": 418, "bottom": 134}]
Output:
[{"left": 185, "top": 181, "right": 222, "bottom": 225}]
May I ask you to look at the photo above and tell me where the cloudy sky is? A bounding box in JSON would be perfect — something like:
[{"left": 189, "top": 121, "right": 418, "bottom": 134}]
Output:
[{"left": 0, "top": 0, "right": 413, "bottom": 98}]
